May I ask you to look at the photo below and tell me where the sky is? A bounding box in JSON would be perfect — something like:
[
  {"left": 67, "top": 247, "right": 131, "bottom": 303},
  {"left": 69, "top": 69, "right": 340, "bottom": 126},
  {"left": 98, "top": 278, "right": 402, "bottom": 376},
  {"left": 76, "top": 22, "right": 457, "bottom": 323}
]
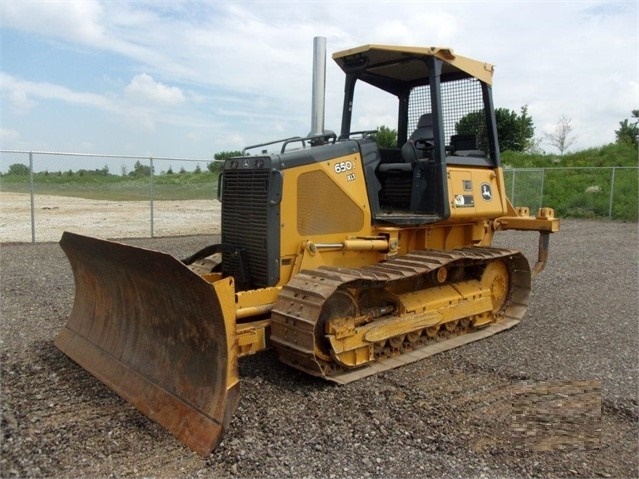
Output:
[{"left": 1, "top": 0, "right": 638, "bottom": 164}]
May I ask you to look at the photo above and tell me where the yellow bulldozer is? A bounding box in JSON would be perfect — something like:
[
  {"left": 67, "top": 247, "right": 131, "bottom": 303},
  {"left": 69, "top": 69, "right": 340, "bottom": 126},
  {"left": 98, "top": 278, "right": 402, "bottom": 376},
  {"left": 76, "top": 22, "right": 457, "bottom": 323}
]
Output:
[{"left": 55, "top": 40, "right": 559, "bottom": 456}]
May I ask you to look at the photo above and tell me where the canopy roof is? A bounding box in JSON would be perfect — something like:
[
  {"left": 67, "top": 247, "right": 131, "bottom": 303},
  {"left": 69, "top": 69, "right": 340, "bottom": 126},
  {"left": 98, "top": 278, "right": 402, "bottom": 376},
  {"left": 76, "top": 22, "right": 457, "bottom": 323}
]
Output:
[{"left": 332, "top": 44, "right": 494, "bottom": 94}]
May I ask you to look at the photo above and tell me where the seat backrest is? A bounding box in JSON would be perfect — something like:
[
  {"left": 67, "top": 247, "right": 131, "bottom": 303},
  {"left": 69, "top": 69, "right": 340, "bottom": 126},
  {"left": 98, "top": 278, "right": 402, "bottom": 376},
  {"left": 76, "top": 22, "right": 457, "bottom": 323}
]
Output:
[
  {"left": 401, "top": 113, "right": 434, "bottom": 163},
  {"left": 409, "top": 113, "right": 434, "bottom": 142}
]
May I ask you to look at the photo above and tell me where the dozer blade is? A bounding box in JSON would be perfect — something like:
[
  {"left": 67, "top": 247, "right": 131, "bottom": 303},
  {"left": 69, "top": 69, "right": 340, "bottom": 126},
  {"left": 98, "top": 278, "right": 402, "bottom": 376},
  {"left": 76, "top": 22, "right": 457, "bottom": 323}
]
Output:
[{"left": 55, "top": 232, "right": 239, "bottom": 456}]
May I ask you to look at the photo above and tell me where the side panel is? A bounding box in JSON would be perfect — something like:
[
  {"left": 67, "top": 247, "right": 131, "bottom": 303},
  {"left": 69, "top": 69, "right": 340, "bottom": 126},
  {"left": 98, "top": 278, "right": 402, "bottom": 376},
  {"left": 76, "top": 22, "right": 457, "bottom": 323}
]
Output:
[
  {"left": 279, "top": 149, "right": 379, "bottom": 281},
  {"left": 447, "top": 166, "right": 507, "bottom": 220}
]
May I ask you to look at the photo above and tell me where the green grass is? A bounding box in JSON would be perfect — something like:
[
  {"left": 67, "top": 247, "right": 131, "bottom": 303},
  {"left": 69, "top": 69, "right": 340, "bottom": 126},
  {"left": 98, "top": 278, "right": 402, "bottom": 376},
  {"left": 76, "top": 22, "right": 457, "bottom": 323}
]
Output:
[
  {"left": 501, "top": 143, "right": 638, "bottom": 221},
  {"left": 503, "top": 167, "right": 638, "bottom": 221},
  {"left": 0, "top": 171, "right": 220, "bottom": 201},
  {"left": 501, "top": 142, "right": 638, "bottom": 168}
]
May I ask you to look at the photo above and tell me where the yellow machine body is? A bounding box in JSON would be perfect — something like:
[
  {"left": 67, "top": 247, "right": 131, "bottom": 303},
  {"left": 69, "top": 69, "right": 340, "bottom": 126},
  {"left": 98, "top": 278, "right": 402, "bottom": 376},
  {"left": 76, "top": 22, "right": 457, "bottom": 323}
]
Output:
[{"left": 55, "top": 43, "right": 559, "bottom": 456}]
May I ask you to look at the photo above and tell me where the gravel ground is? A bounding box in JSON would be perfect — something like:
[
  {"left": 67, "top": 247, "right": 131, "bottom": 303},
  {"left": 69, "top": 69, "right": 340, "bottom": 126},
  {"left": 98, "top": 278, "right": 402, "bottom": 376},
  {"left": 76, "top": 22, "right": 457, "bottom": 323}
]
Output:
[{"left": 1, "top": 219, "right": 637, "bottom": 478}]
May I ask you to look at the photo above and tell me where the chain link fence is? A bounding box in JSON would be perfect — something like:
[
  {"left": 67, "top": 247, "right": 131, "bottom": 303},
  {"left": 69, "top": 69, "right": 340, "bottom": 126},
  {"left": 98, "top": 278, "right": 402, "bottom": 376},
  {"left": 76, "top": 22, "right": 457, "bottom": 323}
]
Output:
[
  {"left": 1, "top": 150, "right": 224, "bottom": 243},
  {"left": 504, "top": 167, "right": 638, "bottom": 222},
  {"left": 1, "top": 150, "right": 637, "bottom": 243}
]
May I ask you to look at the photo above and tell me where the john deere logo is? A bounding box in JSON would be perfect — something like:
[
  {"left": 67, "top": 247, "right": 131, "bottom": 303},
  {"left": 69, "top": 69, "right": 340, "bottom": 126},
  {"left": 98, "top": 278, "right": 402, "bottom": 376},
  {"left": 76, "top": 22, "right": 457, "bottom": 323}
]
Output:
[{"left": 481, "top": 183, "right": 492, "bottom": 201}]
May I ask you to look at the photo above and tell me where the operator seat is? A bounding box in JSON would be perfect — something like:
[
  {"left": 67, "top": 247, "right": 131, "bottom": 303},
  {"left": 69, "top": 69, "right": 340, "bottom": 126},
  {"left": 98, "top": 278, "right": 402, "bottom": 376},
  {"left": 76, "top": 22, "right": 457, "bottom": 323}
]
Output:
[
  {"left": 377, "top": 113, "right": 436, "bottom": 211},
  {"left": 401, "top": 113, "right": 434, "bottom": 164}
]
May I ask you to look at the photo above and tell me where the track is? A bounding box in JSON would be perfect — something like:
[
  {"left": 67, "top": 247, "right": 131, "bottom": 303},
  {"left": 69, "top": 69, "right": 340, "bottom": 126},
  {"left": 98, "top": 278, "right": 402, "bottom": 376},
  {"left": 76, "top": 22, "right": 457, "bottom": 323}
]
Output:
[{"left": 270, "top": 247, "right": 531, "bottom": 383}]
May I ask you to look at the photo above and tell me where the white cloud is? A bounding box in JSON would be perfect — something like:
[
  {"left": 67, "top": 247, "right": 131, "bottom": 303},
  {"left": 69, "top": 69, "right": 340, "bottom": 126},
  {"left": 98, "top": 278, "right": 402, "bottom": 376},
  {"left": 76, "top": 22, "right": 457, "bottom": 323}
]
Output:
[
  {"left": 228, "top": 133, "right": 244, "bottom": 146},
  {"left": 0, "top": 73, "right": 114, "bottom": 112},
  {"left": 0, "top": 72, "right": 196, "bottom": 135},
  {"left": 2, "top": 0, "right": 106, "bottom": 45},
  {"left": 124, "top": 73, "right": 185, "bottom": 106},
  {"left": 1, "top": 1, "right": 637, "bottom": 155},
  {"left": 7, "top": 87, "right": 37, "bottom": 113},
  {"left": 0, "top": 128, "right": 21, "bottom": 143}
]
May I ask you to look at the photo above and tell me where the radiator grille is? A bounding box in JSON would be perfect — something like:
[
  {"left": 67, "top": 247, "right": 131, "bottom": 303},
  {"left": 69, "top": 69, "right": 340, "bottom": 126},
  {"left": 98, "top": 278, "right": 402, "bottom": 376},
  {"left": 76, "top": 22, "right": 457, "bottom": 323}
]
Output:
[{"left": 221, "top": 169, "right": 272, "bottom": 289}]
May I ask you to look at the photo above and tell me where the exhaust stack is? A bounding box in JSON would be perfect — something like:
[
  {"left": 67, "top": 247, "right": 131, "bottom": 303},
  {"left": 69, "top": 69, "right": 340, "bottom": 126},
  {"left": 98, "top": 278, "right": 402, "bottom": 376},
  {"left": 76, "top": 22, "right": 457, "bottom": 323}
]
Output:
[{"left": 309, "top": 36, "right": 327, "bottom": 138}]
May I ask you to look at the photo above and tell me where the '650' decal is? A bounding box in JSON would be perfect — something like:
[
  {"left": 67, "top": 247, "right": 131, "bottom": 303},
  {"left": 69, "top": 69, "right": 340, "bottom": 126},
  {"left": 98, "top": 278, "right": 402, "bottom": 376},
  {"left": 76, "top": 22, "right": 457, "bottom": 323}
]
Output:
[{"left": 334, "top": 161, "right": 354, "bottom": 173}]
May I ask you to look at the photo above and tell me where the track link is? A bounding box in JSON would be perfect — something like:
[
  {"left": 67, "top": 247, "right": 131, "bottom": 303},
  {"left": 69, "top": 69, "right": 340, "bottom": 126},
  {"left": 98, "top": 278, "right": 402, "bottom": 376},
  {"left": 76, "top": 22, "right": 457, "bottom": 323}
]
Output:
[{"left": 270, "top": 247, "right": 531, "bottom": 384}]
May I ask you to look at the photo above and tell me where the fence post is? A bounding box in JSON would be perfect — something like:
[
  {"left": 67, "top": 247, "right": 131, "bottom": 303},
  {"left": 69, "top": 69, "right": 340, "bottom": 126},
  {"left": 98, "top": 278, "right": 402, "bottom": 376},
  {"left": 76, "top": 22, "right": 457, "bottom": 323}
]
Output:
[
  {"left": 511, "top": 169, "right": 516, "bottom": 204},
  {"left": 539, "top": 168, "right": 545, "bottom": 211},
  {"left": 29, "top": 151, "right": 36, "bottom": 243},
  {"left": 149, "top": 157, "right": 155, "bottom": 238},
  {"left": 608, "top": 167, "right": 616, "bottom": 220}
]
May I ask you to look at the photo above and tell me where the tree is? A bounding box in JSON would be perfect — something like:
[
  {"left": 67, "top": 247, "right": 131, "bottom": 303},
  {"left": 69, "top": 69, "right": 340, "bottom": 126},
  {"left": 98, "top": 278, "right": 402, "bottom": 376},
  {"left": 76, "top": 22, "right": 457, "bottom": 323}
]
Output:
[
  {"left": 455, "top": 106, "right": 535, "bottom": 153},
  {"left": 7, "top": 163, "right": 30, "bottom": 175},
  {"left": 374, "top": 125, "right": 397, "bottom": 148},
  {"left": 525, "top": 136, "right": 545, "bottom": 154},
  {"left": 497, "top": 106, "right": 535, "bottom": 152},
  {"left": 129, "top": 160, "right": 152, "bottom": 177},
  {"left": 213, "top": 150, "right": 242, "bottom": 161},
  {"left": 545, "top": 116, "right": 576, "bottom": 155},
  {"left": 615, "top": 110, "right": 639, "bottom": 147},
  {"left": 209, "top": 150, "right": 242, "bottom": 173},
  {"left": 455, "top": 110, "right": 485, "bottom": 148}
]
